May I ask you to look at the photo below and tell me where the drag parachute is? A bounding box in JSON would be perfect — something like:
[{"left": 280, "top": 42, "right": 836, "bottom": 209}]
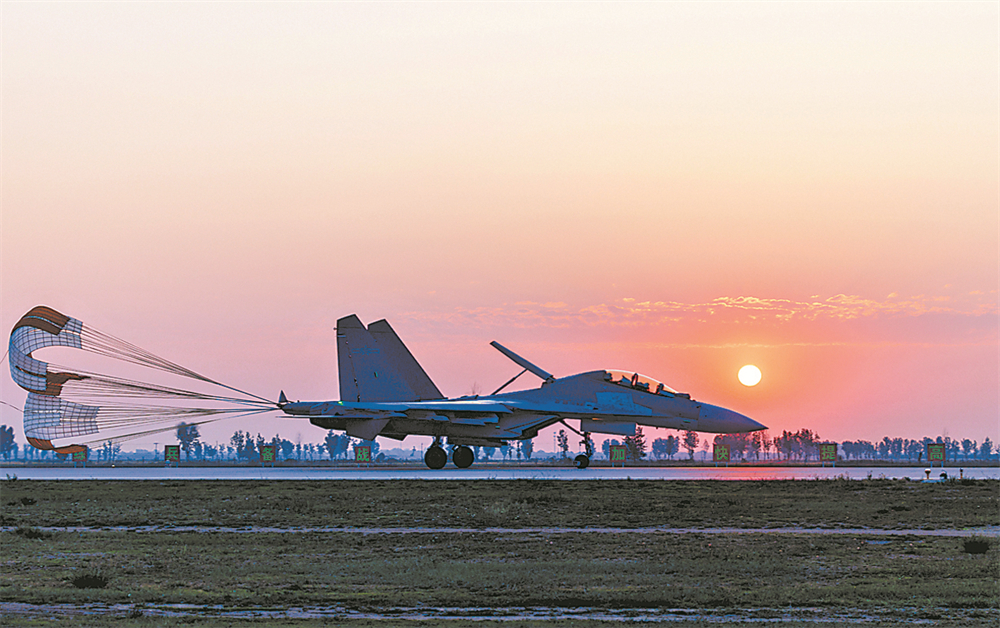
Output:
[{"left": 8, "top": 306, "right": 276, "bottom": 452}]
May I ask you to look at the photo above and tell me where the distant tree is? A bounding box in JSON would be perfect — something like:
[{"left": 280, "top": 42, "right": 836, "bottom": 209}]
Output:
[
  {"left": 279, "top": 439, "right": 295, "bottom": 461},
  {"left": 230, "top": 431, "right": 256, "bottom": 460},
  {"left": 100, "top": 440, "right": 121, "bottom": 463},
  {"left": 556, "top": 430, "right": 569, "bottom": 458},
  {"left": 652, "top": 438, "right": 667, "bottom": 460},
  {"left": 500, "top": 444, "right": 511, "bottom": 460},
  {"left": 483, "top": 446, "right": 496, "bottom": 460},
  {"left": 176, "top": 423, "right": 200, "bottom": 461},
  {"left": 324, "top": 431, "right": 339, "bottom": 460},
  {"left": 624, "top": 426, "right": 647, "bottom": 461},
  {"left": 665, "top": 435, "right": 679, "bottom": 460},
  {"left": 521, "top": 437, "right": 534, "bottom": 460},
  {"left": 980, "top": 437, "right": 994, "bottom": 460},
  {"left": 0, "top": 425, "right": 15, "bottom": 460},
  {"left": 683, "top": 431, "right": 699, "bottom": 460}
]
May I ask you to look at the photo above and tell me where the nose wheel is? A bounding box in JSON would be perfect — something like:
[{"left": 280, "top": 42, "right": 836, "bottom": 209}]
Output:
[{"left": 574, "top": 454, "right": 590, "bottom": 469}]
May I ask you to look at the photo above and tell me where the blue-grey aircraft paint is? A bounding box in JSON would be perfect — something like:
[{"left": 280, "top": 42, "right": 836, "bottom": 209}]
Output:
[{"left": 281, "top": 315, "right": 765, "bottom": 468}]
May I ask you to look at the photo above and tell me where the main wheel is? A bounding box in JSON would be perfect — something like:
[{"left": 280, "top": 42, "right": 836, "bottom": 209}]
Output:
[
  {"left": 453, "top": 446, "right": 474, "bottom": 469},
  {"left": 574, "top": 454, "right": 590, "bottom": 469},
  {"left": 424, "top": 446, "right": 447, "bottom": 469}
]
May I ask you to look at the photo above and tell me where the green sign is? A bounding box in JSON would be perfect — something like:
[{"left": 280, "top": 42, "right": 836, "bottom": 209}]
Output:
[
  {"left": 355, "top": 445, "right": 372, "bottom": 463},
  {"left": 713, "top": 444, "right": 730, "bottom": 462},
  {"left": 260, "top": 444, "right": 276, "bottom": 463},
  {"left": 609, "top": 444, "right": 626, "bottom": 465},
  {"left": 72, "top": 449, "right": 88, "bottom": 462},
  {"left": 927, "top": 443, "right": 945, "bottom": 462},
  {"left": 164, "top": 445, "right": 180, "bottom": 463},
  {"left": 820, "top": 443, "right": 837, "bottom": 462}
]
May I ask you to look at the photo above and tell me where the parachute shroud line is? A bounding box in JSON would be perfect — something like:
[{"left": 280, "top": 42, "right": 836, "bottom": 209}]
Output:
[{"left": 7, "top": 305, "right": 276, "bottom": 452}]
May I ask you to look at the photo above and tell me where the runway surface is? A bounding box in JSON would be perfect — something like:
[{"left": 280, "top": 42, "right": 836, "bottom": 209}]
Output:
[{"left": 2, "top": 465, "right": 997, "bottom": 480}]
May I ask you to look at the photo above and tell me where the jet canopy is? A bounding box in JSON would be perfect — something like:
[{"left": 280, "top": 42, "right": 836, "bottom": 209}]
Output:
[{"left": 604, "top": 369, "right": 679, "bottom": 396}]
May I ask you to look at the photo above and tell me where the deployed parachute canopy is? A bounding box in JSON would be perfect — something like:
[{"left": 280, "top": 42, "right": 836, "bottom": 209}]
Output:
[{"left": 8, "top": 306, "right": 276, "bottom": 452}]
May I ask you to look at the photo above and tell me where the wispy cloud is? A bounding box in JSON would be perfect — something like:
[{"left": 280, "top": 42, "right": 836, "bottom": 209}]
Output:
[{"left": 404, "top": 292, "right": 998, "bottom": 331}]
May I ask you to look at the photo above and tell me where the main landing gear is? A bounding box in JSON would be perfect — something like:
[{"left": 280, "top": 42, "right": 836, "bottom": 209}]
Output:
[
  {"left": 574, "top": 454, "right": 590, "bottom": 469},
  {"left": 452, "top": 446, "right": 474, "bottom": 469},
  {"left": 423, "top": 439, "right": 475, "bottom": 469},
  {"left": 424, "top": 445, "right": 447, "bottom": 470}
]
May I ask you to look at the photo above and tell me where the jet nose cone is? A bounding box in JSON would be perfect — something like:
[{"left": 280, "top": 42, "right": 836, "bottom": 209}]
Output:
[{"left": 699, "top": 404, "right": 767, "bottom": 433}]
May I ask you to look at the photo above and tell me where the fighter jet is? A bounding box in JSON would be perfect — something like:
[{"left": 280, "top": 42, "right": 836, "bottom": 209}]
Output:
[{"left": 280, "top": 315, "right": 765, "bottom": 469}]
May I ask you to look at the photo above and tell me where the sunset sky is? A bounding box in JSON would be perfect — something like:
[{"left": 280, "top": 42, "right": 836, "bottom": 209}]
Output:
[{"left": 2, "top": 3, "right": 997, "bottom": 453}]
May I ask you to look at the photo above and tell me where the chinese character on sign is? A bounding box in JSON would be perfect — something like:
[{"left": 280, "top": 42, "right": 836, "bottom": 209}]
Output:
[
  {"left": 609, "top": 444, "right": 626, "bottom": 466},
  {"left": 820, "top": 443, "right": 837, "bottom": 462},
  {"left": 260, "top": 444, "right": 276, "bottom": 464},
  {"left": 164, "top": 445, "right": 180, "bottom": 463},
  {"left": 926, "top": 443, "right": 945, "bottom": 464},
  {"left": 713, "top": 444, "right": 730, "bottom": 463},
  {"left": 72, "top": 449, "right": 88, "bottom": 463},
  {"left": 355, "top": 445, "right": 372, "bottom": 464}
]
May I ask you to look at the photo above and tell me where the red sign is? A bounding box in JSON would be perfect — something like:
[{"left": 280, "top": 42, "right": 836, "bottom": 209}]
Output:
[
  {"left": 609, "top": 445, "right": 626, "bottom": 465},
  {"left": 164, "top": 445, "right": 180, "bottom": 463},
  {"left": 926, "top": 443, "right": 945, "bottom": 462},
  {"left": 260, "top": 444, "right": 276, "bottom": 463},
  {"left": 713, "top": 444, "right": 730, "bottom": 462},
  {"left": 355, "top": 445, "right": 372, "bottom": 463},
  {"left": 820, "top": 443, "right": 837, "bottom": 462}
]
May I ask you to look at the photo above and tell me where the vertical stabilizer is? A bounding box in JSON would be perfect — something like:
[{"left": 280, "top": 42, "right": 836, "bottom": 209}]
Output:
[
  {"left": 367, "top": 319, "right": 443, "bottom": 400},
  {"left": 336, "top": 315, "right": 419, "bottom": 402}
]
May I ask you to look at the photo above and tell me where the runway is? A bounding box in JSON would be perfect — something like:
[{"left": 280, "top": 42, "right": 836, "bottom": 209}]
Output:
[{"left": 3, "top": 465, "right": 997, "bottom": 480}]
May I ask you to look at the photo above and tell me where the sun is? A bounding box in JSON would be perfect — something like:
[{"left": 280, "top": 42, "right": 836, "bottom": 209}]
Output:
[{"left": 738, "top": 364, "right": 762, "bottom": 387}]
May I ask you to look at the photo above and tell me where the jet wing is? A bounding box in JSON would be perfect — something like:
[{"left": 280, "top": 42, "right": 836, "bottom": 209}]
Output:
[{"left": 281, "top": 399, "right": 512, "bottom": 417}]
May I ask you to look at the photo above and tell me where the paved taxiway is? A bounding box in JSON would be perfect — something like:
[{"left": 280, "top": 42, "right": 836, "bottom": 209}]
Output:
[{"left": 3, "top": 465, "right": 998, "bottom": 480}]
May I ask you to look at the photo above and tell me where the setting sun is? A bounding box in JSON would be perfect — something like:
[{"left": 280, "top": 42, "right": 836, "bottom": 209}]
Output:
[{"left": 738, "top": 365, "right": 762, "bottom": 387}]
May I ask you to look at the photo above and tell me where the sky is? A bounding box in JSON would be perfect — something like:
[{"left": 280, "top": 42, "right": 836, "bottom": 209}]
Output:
[{"left": 2, "top": 2, "right": 997, "bottom": 453}]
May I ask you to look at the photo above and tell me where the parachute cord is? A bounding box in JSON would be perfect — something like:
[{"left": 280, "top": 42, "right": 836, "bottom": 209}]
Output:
[
  {"left": 85, "top": 407, "right": 279, "bottom": 446},
  {"left": 80, "top": 327, "right": 274, "bottom": 404}
]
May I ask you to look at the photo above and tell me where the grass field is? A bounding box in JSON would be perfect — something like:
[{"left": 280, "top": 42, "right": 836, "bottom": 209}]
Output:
[{"left": 2, "top": 479, "right": 998, "bottom": 626}]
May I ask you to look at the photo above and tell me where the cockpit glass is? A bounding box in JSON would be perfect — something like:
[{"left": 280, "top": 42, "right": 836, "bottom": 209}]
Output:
[{"left": 604, "top": 370, "right": 678, "bottom": 395}]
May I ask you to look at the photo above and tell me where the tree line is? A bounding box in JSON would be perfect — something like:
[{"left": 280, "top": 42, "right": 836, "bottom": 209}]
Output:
[{"left": 0, "top": 422, "right": 996, "bottom": 463}]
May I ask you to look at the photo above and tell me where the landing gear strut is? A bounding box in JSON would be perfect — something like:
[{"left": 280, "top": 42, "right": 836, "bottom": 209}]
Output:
[{"left": 453, "top": 446, "right": 474, "bottom": 469}]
